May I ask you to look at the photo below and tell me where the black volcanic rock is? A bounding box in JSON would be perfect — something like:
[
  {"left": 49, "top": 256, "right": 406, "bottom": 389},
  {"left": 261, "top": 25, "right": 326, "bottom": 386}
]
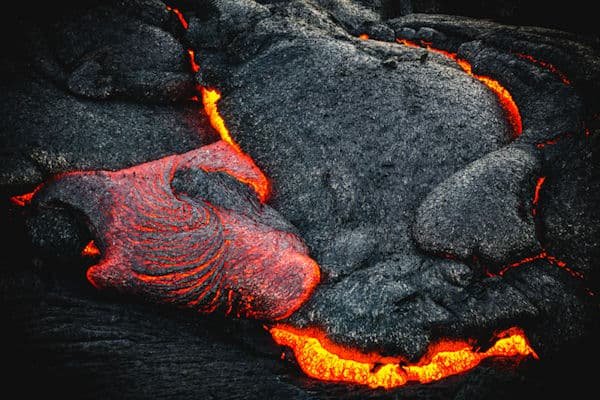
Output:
[
  {"left": 203, "top": 4, "right": 597, "bottom": 360},
  {"left": 414, "top": 145, "right": 541, "bottom": 265},
  {"left": 1, "top": 1, "right": 599, "bottom": 399}
]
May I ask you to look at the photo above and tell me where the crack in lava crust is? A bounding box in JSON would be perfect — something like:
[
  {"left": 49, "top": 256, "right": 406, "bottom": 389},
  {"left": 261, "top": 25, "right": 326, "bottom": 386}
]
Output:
[
  {"left": 395, "top": 38, "right": 523, "bottom": 138},
  {"left": 32, "top": 141, "right": 320, "bottom": 320}
]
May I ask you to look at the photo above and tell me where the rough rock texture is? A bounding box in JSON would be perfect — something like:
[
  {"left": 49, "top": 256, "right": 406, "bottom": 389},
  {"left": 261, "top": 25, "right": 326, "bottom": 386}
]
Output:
[
  {"left": 0, "top": 1, "right": 215, "bottom": 195},
  {"left": 2, "top": 0, "right": 599, "bottom": 398},
  {"left": 414, "top": 145, "right": 541, "bottom": 264}
]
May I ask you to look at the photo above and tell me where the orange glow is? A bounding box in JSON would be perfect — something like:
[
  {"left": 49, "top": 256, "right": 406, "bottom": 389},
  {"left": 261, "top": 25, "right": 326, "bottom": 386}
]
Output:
[
  {"left": 496, "top": 175, "right": 583, "bottom": 279},
  {"left": 358, "top": 33, "right": 369, "bottom": 40},
  {"left": 270, "top": 325, "right": 537, "bottom": 389},
  {"left": 81, "top": 240, "right": 101, "bottom": 257},
  {"left": 515, "top": 53, "right": 571, "bottom": 85},
  {"left": 166, "top": 6, "right": 189, "bottom": 29},
  {"left": 188, "top": 49, "right": 200, "bottom": 73},
  {"left": 166, "top": 0, "right": 271, "bottom": 203},
  {"left": 395, "top": 38, "right": 420, "bottom": 48},
  {"left": 200, "top": 87, "right": 270, "bottom": 202},
  {"left": 395, "top": 39, "right": 523, "bottom": 137},
  {"left": 532, "top": 176, "right": 546, "bottom": 216},
  {"left": 10, "top": 191, "right": 36, "bottom": 207}
]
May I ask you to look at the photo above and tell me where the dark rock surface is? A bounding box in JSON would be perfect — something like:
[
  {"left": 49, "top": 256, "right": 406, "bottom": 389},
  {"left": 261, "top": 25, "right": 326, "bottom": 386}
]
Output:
[
  {"left": 1, "top": 0, "right": 599, "bottom": 398},
  {"left": 414, "top": 145, "right": 541, "bottom": 265}
]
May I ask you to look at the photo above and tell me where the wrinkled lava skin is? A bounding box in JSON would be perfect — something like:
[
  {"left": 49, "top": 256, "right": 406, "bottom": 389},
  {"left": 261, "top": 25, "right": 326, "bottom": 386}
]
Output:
[{"left": 32, "top": 141, "right": 320, "bottom": 320}]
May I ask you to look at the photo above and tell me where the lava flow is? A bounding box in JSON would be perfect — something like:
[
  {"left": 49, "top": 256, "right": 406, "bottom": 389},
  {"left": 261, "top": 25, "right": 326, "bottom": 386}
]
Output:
[
  {"left": 395, "top": 39, "right": 523, "bottom": 137},
  {"left": 81, "top": 240, "right": 100, "bottom": 257},
  {"left": 271, "top": 325, "right": 537, "bottom": 389},
  {"left": 32, "top": 141, "right": 320, "bottom": 320},
  {"left": 187, "top": 49, "right": 200, "bottom": 73},
  {"left": 167, "top": 5, "right": 270, "bottom": 203},
  {"left": 10, "top": 190, "right": 36, "bottom": 207},
  {"left": 166, "top": 5, "right": 188, "bottom": 29}
]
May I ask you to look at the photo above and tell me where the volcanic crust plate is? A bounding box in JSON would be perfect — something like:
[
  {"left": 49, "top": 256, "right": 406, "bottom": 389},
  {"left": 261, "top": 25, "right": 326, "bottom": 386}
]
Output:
[{"left": 1, "top": 0, "right": 599, "bottom": 399}]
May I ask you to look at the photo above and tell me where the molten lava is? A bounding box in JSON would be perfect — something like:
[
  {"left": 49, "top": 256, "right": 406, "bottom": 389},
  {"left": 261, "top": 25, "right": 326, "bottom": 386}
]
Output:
[
  {"left": 188, "top": 49, "right": 200, "bottom": 73},
  {"left": 515, "top": 53, "right": 571, "bottom": 85},
  {"left": 32, "top": 141, "right": 319, "bottom": 320},
  {"left": 358, "top": 33, "right": 369, "bottom": 40},
  {"left": 200, "top": 87, "right": 270, "bottom": 202},
  {"left": 81, "top": 240, "right": 101, "bottom": 257},
  {"left": 10, "top": 191, "right": 36, "bottom": 207},
  {"left": 166, "top": 5, "right": 270, "bottom": 203},
  {"left": 532, "top": 176, "right": 546, "bottom": 216},
  {"left": 395, "top": 39, "right": 523, "bottom": 137},
  {"left": 166, "top": 5, "right": 188, "bottom": 29},
  {"left": 498, "top": 251, "right": 583, "bottom": 279},
  {"left": 271, "top": 325, "right": 537, "bottom": 389}
]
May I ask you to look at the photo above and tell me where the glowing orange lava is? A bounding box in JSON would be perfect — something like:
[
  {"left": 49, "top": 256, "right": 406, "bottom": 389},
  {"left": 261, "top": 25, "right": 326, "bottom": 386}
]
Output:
[
  {"left": 270, "top": 325, "right": 537, "bottom": 389},
  {"left": 81, "top": 240, "right": 101, "bottom": 257},
  {"left": 166, "top": 6, "right": 189, "bottom": 29},
  {"left": 515, "top": 53, "right": 571, "bottom": 85},
  {"left": 166, "top": 4, "right": 271, "bottom": 203},
  {"left": 188, "top": 49, "right": 200, "bottom": 73},
  {"left": 358, "top": 33, "right": 369, "bottom": 40},
  {"left": 532, "top": 176, "right": 546, "bottom": 216},
  {"left": 10, "top": 191, "right": 36, "bottom": 207},
  {"left": 395, "top": 39, "right": 523, "bottom": 137},
  {"left": 200, "top": 87, "right": 270, "bottom": 202}
]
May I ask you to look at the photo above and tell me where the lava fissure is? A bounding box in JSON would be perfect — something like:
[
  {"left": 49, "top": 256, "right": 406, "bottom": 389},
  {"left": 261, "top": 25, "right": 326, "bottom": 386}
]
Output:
[
  {"left": 395, "top": 38, "right": 523, "bottom": 138},
  {"left": 531, "top": 176, "right": 546, "bottom": 217},
  {"left": 515, "top": 53, "right": 571, "bottom": 85},
  {"left": 166, "top": 5, "right": 270, "bottom": 203},
  {"left": 496, "top": 175, "right": 583, "bottom": 280},
  {"left": 166, "top": 5, "right": 189, "bottom": 29},
  {"left": 187, "top": 49, "right": 200, "bottom": 73},
  {"left": 271, "top": 325, "right": 537, "bottom": 389}
]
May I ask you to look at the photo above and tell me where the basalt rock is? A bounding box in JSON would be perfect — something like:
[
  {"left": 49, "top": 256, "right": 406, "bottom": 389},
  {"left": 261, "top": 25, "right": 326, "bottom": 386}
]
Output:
[{"left": 1, "top": 1, "right": 598, "bottom": 399}]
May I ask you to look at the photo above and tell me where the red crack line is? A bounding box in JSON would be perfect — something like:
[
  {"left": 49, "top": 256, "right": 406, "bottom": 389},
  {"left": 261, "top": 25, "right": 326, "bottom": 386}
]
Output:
[
  {"left": 536, "top": 132, "right": 574, "bottom": 148},
  {"left": 497, "top": 176, "right": 584, "bottom": 281},
  {"left": 515, "top": 53, "right": 571, "bottom": 85},
  {"left": 166, "top": 5, "right": 188, "bottom": 29},
  {"left": 9, "top": 182, "right": 44, "bottom": 207},
  {"left": 395, "top": 38, "right": 523, "bottom": 138},
  {"left": 188, "top": 49, "right": 200, "bottom": 73},
  {"left": 531, "top": 176, "right": 546, "bottom": 217},
  {"left": 10, "top": 191, "right": 35, "bottom": 207},
  {"left": 535, "top": 126, "right": 594, "bottom": 148}
]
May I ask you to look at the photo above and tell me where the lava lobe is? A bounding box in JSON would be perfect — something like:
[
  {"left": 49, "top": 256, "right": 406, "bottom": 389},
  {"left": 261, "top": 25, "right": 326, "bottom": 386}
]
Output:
[{"left": 31, "top": 141, "right": 320, "bottom": 320}]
